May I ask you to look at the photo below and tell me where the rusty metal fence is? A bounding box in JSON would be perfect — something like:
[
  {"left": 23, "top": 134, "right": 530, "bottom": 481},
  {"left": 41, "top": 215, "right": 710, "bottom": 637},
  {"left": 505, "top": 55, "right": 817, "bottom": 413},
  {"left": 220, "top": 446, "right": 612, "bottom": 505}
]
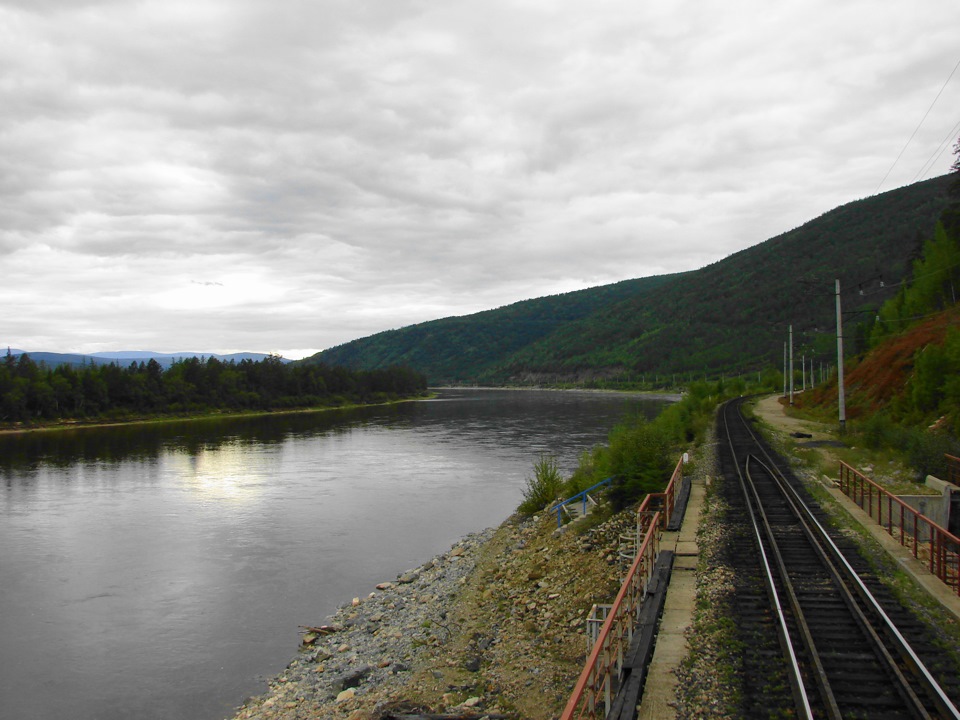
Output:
[
  {"left": 559, "top": 455, "right": 685, "bottom": 720},
  {"left": 838, "top": 461, "right": 959, "bottom": 596}
]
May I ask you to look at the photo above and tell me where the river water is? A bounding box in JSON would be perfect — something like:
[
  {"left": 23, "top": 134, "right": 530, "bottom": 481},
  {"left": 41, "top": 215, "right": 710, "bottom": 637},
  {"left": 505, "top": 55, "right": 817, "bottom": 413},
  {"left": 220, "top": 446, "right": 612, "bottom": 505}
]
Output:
[{"left": 0, "top": 389, "right": 672, "bottom": 720}]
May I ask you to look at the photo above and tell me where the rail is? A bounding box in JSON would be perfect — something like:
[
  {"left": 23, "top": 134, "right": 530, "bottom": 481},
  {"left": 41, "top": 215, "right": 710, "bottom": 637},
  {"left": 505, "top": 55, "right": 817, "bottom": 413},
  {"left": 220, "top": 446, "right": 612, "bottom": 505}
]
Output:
[
  {"left": 559, "top": 509, "right": 661, "bottom": 720},
  {"left": 552, "top": 478, "right": 614, "bottom": 528},
  {"left": 838, "top": 461, "right": 960, "bottom": 596}
]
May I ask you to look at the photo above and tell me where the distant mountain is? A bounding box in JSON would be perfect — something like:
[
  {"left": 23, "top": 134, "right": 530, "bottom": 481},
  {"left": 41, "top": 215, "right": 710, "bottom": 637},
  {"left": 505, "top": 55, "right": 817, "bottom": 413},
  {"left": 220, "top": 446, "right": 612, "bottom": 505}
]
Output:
[
  {"left": 89, "top": 351, "right": 289, "bottom": 366},
  {"left": 6, "top": 349, "right": 289, "bottom": 369},
  {"left": 304, "top": 174, "right": 958, "bottom": 385},
  {"left": 5, "top": 350, "right": 117, "bottom": 368}
]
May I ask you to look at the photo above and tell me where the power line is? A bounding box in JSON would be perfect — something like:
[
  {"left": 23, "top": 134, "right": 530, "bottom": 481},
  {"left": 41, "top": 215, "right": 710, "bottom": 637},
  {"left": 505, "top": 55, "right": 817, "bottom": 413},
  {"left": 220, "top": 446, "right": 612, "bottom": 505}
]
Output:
[
  {"left": 801, "top": 261, "right": 960, "bottom": 303},
  {"left": 876, "top": 54, "right": 960, "bottom": 193},
  {"left": 874, "top": 309, "right": 959, "bottom": 325},
  {"left": 913, "top": 116, "right": 960, "bottom": 183},
  {"left": 849, "top": 261, "right": 960, "bottom": 300}
]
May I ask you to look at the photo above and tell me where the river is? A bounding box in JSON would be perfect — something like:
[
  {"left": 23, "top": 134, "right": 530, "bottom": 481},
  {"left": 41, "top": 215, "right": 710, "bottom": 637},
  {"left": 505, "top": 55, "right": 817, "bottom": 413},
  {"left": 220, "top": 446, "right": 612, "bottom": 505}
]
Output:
[{"left": 0, "top": 388, "right": 672, "bottom": 720}]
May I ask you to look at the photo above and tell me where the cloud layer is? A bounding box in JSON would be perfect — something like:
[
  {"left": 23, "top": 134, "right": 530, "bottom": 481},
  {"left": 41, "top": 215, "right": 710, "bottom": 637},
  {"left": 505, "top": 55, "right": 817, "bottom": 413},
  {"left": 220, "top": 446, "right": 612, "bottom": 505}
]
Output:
[{"left": 3, "top": 0, "right": 959, "bottom": 358}]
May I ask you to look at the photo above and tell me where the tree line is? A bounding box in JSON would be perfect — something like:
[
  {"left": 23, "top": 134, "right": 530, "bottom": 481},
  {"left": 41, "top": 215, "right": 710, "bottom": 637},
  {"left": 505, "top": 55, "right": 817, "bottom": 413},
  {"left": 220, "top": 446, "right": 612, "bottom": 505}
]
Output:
[{"left": 0, "top": 352, "right": 428, "bottom": 424}]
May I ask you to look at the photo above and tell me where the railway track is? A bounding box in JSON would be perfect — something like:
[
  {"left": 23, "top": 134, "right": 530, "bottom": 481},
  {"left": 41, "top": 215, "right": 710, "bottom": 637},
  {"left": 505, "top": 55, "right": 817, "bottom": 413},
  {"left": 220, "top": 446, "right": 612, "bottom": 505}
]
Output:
[{"left": 718, "top": 397, "right": 960, "bottom": 719}]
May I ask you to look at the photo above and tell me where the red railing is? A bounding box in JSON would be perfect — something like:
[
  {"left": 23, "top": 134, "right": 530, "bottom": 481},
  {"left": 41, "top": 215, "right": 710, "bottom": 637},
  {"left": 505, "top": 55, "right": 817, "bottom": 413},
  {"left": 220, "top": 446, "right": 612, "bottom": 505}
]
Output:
[
  {"left": 838, "top": 461, "right": 959, "bottom": 596},
  {"left": 559, "top": 509, "right": 661, "bottom": 720},
  {"left": 560, "top": 455, "right": 685, "bottom": 719},
  {"left": 638, "top": 455, "right": 685, "bottom": 530}
]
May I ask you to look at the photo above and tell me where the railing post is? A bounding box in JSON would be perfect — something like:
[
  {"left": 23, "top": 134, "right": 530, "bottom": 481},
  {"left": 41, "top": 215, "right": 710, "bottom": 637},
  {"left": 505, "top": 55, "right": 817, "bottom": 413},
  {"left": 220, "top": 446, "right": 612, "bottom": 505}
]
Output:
[
  {"left": 900, "top": 503, "right": 906, "bottom": 546},
  {"left": 914, "top": 514, "right": 919, "bottom": 558}
]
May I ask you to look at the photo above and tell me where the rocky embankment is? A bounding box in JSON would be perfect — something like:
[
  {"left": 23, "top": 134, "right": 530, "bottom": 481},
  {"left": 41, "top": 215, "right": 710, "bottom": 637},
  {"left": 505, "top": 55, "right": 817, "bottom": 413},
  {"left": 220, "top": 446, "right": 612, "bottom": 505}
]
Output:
[{"left": 231, "top": 507, "right": 637, "bottom": 720}]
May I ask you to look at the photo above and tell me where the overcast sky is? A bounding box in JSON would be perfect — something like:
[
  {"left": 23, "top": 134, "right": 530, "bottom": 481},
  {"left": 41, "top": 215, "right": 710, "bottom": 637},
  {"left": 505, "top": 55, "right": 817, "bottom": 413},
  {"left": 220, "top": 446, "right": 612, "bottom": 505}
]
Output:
[{"left": 3, "top": 0, "right": 959, "bottom": 360}]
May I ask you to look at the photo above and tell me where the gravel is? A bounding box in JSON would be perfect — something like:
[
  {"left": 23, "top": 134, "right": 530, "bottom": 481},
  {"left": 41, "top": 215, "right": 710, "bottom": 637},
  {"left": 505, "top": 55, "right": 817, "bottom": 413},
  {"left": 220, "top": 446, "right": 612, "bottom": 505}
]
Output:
[{"left": 228, "top": 503, "right": 637, "bottom": 720}]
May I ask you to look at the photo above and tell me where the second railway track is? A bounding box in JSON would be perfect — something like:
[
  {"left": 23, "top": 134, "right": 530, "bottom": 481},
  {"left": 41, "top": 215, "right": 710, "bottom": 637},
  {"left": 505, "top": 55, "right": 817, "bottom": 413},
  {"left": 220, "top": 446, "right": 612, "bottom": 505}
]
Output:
[{"left": 718, "top": 397, "right": 960, "bottom": 720}]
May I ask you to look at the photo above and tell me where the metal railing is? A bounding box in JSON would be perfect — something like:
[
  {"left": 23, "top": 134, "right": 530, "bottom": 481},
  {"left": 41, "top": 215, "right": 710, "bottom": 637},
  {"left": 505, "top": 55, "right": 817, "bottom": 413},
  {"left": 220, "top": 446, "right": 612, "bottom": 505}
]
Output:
[
  {"left": 636, "top": 455, "right": 685, "bottom": 531},
  {"left": 559, "top": 509, "right": 661, "bottom": 720},
  {"left": 559, "top": 455, "right": 686, "bottom": 719},
  {"left": 552, "top": 478, "right": 613, "bottom": 528},
  {"left": 838, "top": 461, "right": 959, "bottom": 595}
]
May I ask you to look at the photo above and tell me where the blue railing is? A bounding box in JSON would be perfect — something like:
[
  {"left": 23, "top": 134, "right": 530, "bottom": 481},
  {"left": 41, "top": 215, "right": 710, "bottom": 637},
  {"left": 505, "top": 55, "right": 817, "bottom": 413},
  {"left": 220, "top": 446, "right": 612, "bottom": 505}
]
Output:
[{"left": 551, "top": 478, "right": 613, "bottom": 528}]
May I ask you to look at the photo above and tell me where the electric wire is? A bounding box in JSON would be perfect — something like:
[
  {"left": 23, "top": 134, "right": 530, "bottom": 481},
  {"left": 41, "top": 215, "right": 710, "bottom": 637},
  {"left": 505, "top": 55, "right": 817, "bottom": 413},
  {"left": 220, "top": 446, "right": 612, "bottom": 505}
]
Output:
[
  {"left": 875, "top": 54, "right": 960, "bottom": 193},
  {"left": 913, "top": 117, "right": 960, "bottom": 182},
  {"left": 800, "top": 262, "right": 960, "bottom": 303},
  {"left": 850, "top": 260, "right": 960, "bottom": 299},
  {"left": 874, "top": 309, "right": 959, "bottom": 325}
]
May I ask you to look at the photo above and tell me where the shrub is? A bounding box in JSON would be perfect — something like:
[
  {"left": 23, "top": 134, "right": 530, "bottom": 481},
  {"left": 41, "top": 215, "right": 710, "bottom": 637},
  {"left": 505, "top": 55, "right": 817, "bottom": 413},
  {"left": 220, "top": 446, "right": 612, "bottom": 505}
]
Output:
[
  {"left": 904, "top": 429, "right": 957, "bottom": 481},
  {"left": 859, "top": 412, "right": 899, "bottom": 450},
  {"left": 517, "top": 455, "right": 564, "bottom": 516},
  {"left": 602, "top": 419, "right": 675, "bottom": 511}
]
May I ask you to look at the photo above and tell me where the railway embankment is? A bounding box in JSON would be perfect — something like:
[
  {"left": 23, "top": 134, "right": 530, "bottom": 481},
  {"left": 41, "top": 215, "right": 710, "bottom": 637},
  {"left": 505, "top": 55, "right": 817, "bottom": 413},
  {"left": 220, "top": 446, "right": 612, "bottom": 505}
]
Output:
[{"left": 673, "top": 394, "right": 960, "bottom": 719}]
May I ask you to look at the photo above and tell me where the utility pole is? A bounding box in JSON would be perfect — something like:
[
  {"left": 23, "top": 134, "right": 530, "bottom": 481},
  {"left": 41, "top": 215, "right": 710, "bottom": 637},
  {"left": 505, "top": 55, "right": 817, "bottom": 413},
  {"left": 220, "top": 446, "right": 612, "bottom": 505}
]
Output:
[
  {"left": 835, "top": 280, "right": 846, "bottom": 432},
  {"left": 789, "top": 325, "right": 794, "bottom": 406},
  {"left": 783, "top": 342, "right": 787, "bottom": 398}
]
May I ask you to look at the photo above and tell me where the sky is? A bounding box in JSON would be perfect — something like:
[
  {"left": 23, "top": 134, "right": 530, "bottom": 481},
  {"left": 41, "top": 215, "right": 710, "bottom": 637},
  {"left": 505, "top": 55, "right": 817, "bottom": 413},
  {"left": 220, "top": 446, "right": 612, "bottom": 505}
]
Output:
[{"left": 3, "top": 1, "right": 959, "bottom": 360}]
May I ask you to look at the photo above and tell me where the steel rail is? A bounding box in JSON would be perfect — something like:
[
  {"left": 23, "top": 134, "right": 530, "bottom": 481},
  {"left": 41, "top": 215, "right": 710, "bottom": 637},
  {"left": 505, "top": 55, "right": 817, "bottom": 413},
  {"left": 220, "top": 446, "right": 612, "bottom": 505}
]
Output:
[
  {"left": 720, "top": 403, "right": 815, "bottom": 720},
  {"left": 742, "top": 455, "right": 841, "bottom": 720},
  {"left": 748, "top": 453, "right": 929, "bottom": 719},
  {"left": 733, "top": 401, "right": 960, "bottom": 720}
]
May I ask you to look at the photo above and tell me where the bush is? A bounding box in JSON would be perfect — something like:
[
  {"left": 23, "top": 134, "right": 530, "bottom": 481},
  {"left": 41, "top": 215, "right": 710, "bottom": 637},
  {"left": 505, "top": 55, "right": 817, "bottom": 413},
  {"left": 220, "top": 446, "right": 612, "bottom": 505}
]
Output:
[
  {"left": 517, "top": 455, "right": 564, "bottom": 516},
  {"left": 557, "top": 383, "right": 726, "bottom": 512},
  {"left": 855, "top": 414, "right": 959, "bottom": 480},
  {"left": 904, "top": 429, "right": 957, "bottom": 481},
  {"left": 859, "top": 412, "right": 899, "bottom": 450},
  {"left": 603, "top": 420, "right": 675, "bottom": 511}
]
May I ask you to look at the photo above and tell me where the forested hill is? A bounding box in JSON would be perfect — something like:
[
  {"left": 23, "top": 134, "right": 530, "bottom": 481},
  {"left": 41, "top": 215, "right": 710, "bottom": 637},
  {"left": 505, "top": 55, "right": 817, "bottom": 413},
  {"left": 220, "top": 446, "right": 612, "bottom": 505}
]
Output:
[
  {"left": 305, "top": 274, "right": 681, "bottom": 383},
  {"left": 303, "top": 174, "right": 957, "bottom": 385}
]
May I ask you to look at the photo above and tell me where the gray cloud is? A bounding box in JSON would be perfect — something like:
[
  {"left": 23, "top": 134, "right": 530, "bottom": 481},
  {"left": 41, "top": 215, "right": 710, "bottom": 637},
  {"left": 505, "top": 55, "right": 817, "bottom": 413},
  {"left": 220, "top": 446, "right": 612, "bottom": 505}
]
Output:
[{"left": 3, "top": 0, "right": 959, "bottom": 358}]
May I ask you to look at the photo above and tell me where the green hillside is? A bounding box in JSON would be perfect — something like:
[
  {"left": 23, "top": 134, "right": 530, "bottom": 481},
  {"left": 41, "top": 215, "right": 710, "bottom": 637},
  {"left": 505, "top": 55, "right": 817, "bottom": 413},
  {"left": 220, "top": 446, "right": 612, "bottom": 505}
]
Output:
[
  {"left": 304, "top": 174, "right": 957, "bottom": 385},
  {"left": 306, "top": 275, "right": 679, "bottom": 383}
]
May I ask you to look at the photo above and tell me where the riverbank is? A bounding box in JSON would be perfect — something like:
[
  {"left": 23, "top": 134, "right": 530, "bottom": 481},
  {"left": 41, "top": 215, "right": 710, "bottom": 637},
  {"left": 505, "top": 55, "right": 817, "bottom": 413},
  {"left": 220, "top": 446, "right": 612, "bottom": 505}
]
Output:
[
  {"left": 227, "top": 506, "right": 642, "bottom": 719},
  {"left": 0, "top": 394, "right": 432, "bottom": 436}
]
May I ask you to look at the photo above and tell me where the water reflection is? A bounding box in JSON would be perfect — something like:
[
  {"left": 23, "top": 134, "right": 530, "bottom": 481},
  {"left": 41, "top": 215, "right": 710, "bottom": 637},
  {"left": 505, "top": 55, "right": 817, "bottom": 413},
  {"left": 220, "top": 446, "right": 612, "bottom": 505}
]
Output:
[
  {"left": 0, "top": 407, "right": 379, "bottom": 477},
  {"left": 173, "top": 444, "right": 270, "bottom": 505}
]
